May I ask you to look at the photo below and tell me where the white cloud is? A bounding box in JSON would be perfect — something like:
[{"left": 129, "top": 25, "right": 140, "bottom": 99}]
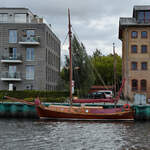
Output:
[{"left": 0, "top": 0, "right": 150, "bottom": 66}]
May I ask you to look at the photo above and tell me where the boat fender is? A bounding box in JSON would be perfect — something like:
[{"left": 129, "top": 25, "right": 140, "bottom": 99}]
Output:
[{"left": 123, "top": 104, "right": 130, "bottom": 111}]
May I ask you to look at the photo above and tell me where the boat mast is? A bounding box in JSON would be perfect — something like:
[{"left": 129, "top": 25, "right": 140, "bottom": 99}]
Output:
[
  {"left": 113, "top": 43, "right": 117, "bottom": 98},
  {"left": 68, "top": 8, "right": 73, "bottom": 105}
]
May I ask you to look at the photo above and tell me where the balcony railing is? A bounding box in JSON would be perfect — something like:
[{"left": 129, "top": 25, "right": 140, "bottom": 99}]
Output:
[
  {"left": 19, "top": 36, "right": 40, "bottom": 45},
  {"left": 1, "top": 72, "right": 22, "bottom": 81},
  {"left": 1, "top": 54, "right": 22, "bottom": 63}
]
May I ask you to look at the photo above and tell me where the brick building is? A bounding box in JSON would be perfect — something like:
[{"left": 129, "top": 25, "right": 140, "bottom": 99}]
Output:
[
  {"left": 0, "top": 8, "right": 61, "bottom": 91},
  {"left": 119, "top": 5, "right": 150, "bottom": 100}
]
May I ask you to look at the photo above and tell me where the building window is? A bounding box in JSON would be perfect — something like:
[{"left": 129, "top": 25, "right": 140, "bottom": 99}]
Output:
[
  {"left": 9, "top": 65, "right": 17, "bottom": 78},
  {"left": 131, "top": 62, "right": 137, "bottom": 70},
  {"left": 132, "top": 79, "right": 138, "bottom": 91},
  {"left": 138, "top": 11, "right": 150, "bottom": 23},
  {"left": 26, "top": 30, "right": 35, "bottom": 37},
  {"left": 9, "top": 48, "right": 17, "bottom": 59},
  {"left": 0, "top": 14, "right": 8, "bottom": 23},
  {"left": 26, "top": 66, "right": 34, "bottom": 80},
  {"left": 26, "top": 48, "right": 34, "bottom": 61},
  {"left": 15, "top": 14, "right": 26, "bottom": 23},
  {"left": 141, "top": 45, "right": 147, "bottom": 53},
  {"left": 141, "top": 80, "right": 147, "bottom": 91},
  {"left": 131, "top": 31, "right": 138, "bottom": 38},
  {"left": 141, "top": 31, "right": 147, "bottom": 38},
  {"left": 9, "top": 30, "right": 17, "bottom": 43},
  {"left": 131, "top": 45, "right": 137, "bottom": 53},
  {"left": 141, "top": 62, "right": 147, "bottom": 70}
]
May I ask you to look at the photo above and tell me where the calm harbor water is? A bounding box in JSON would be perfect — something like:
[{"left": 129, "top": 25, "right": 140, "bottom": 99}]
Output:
[{"left": 0, "top": 119, "right": 150, "bottom": 150}]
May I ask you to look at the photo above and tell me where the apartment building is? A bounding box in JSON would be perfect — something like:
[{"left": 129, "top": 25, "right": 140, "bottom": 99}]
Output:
[
  {"left": 0, "top": 8, "right": 61, "bottom": 91},
  {"left": 119, "top": 5, "right": 150, "bottom": 100}
]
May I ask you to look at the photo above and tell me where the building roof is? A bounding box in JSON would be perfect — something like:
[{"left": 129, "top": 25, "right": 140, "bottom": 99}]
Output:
[
  {"left": 133, "top": 5, "right": 150, "bottom": 11},
  {"left": 0, "top": 7, "right": 29, "bottom": 10},
  {"left": 119, "top": 5, "right": 150, "bottom": 39},
  {"left": 0, "top": 7, "right": 34, "bottom": 16},
  {"left": 119, "top": 17, "right": 137, "bottom": 26}
]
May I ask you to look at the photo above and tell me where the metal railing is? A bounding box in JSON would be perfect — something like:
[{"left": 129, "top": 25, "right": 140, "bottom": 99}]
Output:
[
  {"left": 1, "top": 71, "right": 21, "bottom": 79},
  {"left": 1, "top": 53, "right": 22, "bottom": 60},
  {"left": 20, "top": 35, "right": 40, "bottom": 43}
]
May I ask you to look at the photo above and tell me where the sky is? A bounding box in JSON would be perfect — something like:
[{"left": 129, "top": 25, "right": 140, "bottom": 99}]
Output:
[{"left": 1, "top": 0, "right": 150, "bottom": 65}]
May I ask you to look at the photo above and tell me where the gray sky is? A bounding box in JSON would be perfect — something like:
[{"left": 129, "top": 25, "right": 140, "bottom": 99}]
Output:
[{"left": 1, "top": 0, "right": 150, "bottom": 64}]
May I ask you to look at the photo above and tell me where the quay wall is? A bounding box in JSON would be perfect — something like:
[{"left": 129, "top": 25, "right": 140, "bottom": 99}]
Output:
[{"left": 0, "top": 102, "right": 150, "bottom": 120}]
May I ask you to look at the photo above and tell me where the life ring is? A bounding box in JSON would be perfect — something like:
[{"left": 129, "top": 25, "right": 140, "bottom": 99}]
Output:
[{"left": 123, "top": 104, "right": 130, "bottom": 111}]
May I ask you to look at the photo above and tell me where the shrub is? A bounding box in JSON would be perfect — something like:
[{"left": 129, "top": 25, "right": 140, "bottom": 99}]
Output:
[{"left": 0, "top": 90, "right": 69, "bottom": 99}]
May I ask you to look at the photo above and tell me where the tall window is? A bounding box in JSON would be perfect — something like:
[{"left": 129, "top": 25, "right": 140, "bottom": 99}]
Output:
[
  {"left": 15, "top": 14, "right": 26, "bottom": 23},
  {"left": 141, "top": 31, "right": 147, "bottom": 38},
  {"left": 131, "top": 31, "right": 138, "bottom": 38},
  {"left": 132, "top": 79, "right": 138, "bottom": 91},
  {"left": 9, "top": 48, "right": 17, "bottom": 59},
  {"left": 138, "top": 11, "right": 150, "bottom": 23},
  {"left": 131, "top": 62, "right": 137, "bottom": 70},
  {"left": 141, "top": 80, "right": 147, "bottom": 91},
  {"left": 9, "top": 30, "right": 17, "bottom": 43},
  {"left": 26, "top": 48, "right": 34, "bottom": 61},
  {"left": 141, "top": 45, "right": 147, "bottom": 53},
  {"left": 9, "top": 65, "right": 16, "bottom": 78},
  {"left": 131, "top": 45, "right": 137, "bottom": 53},
  {"left": 141, "top": 62, "right": 147, "bottom": 70},
  {"left": 0, "top": 14, "right": 8, "bottom": 23},
  {"left": 26, "top": 66, "right": 34, "bottom": 80}
]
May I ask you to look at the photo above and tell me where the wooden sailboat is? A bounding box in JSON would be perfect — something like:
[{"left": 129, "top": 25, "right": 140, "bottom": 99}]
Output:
[
  {"left": 5, "top": 9, "right": 134, "bottom": 120},
  {"left": 34, "top": 9, "right": 134, "bottom": 120}
]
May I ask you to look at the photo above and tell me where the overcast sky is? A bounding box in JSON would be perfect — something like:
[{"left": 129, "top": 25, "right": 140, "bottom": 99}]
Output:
[{"left": 1, "top": 0, "right": 150, "bottom": 64}]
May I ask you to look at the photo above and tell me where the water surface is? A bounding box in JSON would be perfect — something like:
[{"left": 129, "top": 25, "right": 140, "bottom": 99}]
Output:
[{"left": 0, "top": 119, "right": 149, "bottom": 150}]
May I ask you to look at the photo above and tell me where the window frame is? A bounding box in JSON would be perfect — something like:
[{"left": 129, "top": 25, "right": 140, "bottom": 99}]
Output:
[
  {"left": 0, "top": 13, "right": 8, "bottom": 23},
  {"left": 131, "top": 31, "right": 138, "bottom": 38},
  {"left": 140, "top": 79, "right": 147, "bottom": 91},
  {"left": 26, "top": 66, "right": 34, "bottom": 80},
  {"left": 132, "top": 79, "right": 138, "bottom": 91},
  {"left": 131, "top": 62, "right": 138, "bottom": 70},
  {"left": 141, "top": 45, "right": 147, "bottom": 53},
  {"left": 14, "top": 13, "right": 26, "bottom": 23},
  {"left": 131, "top": 45, "right": 137, "bottom": 53},
  {"left": 137, "top": 11, "right": 150, "bottom": 23},
  {"left": 141, "top": 31, "right": 147, "bottom": 38},
  {"left": 9, "top": 30, "right": 17, "bottom": 43},
  {"left": 141, "top": 62, "right": 147, "bottom": 70},
  {"left": 26, "top": 48, "right": 34, "bottom": 61}
]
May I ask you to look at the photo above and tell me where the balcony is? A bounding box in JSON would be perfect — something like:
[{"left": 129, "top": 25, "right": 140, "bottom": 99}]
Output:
[
  {"left": 1, "top": 54, "right": 22, "bottom": 63},
  {"left": 1, "top": 72, "right": 22, "bottom": 81},
  {"left": 19, "top": 36, "right": 40, "bottom": 45}
]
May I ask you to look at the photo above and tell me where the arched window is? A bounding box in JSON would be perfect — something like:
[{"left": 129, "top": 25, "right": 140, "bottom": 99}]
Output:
[
  {"left": 141, "top": 80, "right": 147, "bottom": 91},
  {"left": 132, "top": 79, "right": 138, "bottom": 91}
]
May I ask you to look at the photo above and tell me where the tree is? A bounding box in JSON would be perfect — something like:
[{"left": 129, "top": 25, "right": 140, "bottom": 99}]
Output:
[
  {"left": 91, "top": 50, "right": 122, "bottom": 90},
  {"left": 60, "top": 35, "right": 95, "bottom": 97}
]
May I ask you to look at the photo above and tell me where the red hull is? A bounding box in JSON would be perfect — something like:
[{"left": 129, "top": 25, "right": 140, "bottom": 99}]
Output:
[{"left": 36, "top": 105, "right": 134, "bottom": 120}]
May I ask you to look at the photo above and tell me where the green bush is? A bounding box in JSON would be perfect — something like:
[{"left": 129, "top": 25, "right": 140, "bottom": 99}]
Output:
[
  {"left": 0, "top": 90, "right": 69, "bottom": 99},
  {"left": 24, "top": 97, "right": 67, "bottom": 103}
]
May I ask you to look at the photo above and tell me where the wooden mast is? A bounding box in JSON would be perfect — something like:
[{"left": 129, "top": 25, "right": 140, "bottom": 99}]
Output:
[
  {"left": 113, "top": 43, "right": 117, "bottom": 98},
  {"left": 68, "top": 8, "right": 73, "bottom": 105}
]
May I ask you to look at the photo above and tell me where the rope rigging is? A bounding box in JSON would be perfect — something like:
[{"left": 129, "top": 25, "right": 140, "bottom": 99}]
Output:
[{"left": 71, "top": 25, "right": 108, "bottom": 90}]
